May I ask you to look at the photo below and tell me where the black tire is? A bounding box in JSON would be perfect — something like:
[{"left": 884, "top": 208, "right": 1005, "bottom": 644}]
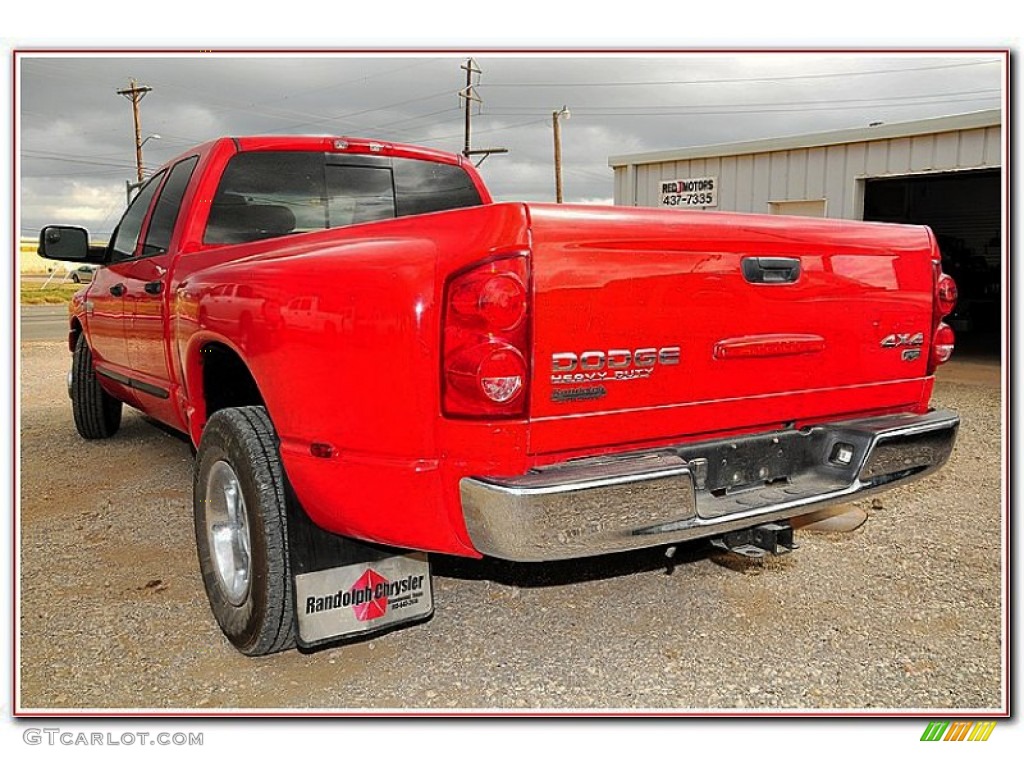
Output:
[
  {"left": 71, "top": 335, "right": 122, "bottom": 439},
  {"left": 193, "top": 406, "right": 296, "bottom": 656},
  {"left": 71, "top": 273, "right": 81, "bottom": 283}
]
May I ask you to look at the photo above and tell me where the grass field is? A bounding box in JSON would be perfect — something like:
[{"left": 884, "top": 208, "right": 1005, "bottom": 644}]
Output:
[{"left": 20, "top": 281, "right": 80, "bottom": 305}]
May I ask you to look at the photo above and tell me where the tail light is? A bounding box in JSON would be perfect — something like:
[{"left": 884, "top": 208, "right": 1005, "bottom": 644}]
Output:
[
  {"left": 936, "top": 273, "right": 958, "bottom": 318},
  {"left": 930, "top": 323, "right": 955, "bottom": 369},
  {"left": 443, "top": 253, "right": 530, "bottom": 417},
  {"left": 928, "top": 263, "right": 958, "bottom": 374}
]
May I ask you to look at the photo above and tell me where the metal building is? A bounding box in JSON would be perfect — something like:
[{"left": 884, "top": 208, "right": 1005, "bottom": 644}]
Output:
[{"left": 609, "top": 109, "right": 1003, "bottom": 350}]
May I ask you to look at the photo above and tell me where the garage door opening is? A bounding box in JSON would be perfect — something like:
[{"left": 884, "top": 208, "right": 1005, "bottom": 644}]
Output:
[{"left": 863, "top": 169, "right": 1001, "bottom": 356}]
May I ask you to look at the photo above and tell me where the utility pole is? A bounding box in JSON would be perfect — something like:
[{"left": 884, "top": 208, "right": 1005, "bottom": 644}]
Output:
[
  {"left": 460, "top": 58, "right": 481, "bottom": 159},
  {"left": 553, "top": 106, "right": 570, "bottom": 203},
  {"left": 458, "top": 58, "right": 507, "bottom": 166},
  {"left": 117, "top": 79, "right": 152, "bottom": 183}
]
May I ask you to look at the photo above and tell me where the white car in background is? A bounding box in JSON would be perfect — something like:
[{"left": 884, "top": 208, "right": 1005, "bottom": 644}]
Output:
[{"left": 69, "top": 264, "right": 96, "bottom": 283}]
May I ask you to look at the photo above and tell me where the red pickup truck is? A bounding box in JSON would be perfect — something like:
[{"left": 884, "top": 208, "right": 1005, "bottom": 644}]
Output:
[{"left": 40, "top": 135, "right": 959, "bottom": 656}]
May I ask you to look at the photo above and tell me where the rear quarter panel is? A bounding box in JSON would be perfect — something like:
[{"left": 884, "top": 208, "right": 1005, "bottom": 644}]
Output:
[{"left": 178, "top": 203, "right": 532, "bottom": 554}]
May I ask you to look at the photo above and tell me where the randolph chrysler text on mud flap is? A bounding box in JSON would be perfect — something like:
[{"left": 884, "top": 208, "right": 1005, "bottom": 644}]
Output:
[
  {"left": 305, "top": 573, "right": 426, "bottom": 615},
  {"left": 40, "top": 134, "right": 959, "bottom": 655}
]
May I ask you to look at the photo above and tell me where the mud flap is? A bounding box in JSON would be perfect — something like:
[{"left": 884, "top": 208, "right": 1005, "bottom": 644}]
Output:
[{"left": 287, "top": 498, "right": 433, "bottom": 649}]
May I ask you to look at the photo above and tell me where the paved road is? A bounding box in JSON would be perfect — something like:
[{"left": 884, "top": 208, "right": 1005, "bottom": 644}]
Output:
[{"left": 20, "top": 305, "right": 68, "bottom": 343}]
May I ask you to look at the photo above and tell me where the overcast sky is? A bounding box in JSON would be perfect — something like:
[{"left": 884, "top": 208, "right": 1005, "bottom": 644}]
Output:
[{"left": 17, "top": 52, "right": 1002, "bottom": 239}]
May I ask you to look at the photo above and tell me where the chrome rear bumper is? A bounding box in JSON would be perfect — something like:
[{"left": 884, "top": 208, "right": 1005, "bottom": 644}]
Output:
[{"left": 460, "top": 409, "right": 959, "bottom": 561}]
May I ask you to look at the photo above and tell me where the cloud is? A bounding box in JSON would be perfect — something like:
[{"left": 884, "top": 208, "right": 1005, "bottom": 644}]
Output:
[
  {"left": 17, "top": 52, "right": 1002, "bottom": 240},
  {"left": 21, "top": 178, "right": 125, "bottom": 235}
]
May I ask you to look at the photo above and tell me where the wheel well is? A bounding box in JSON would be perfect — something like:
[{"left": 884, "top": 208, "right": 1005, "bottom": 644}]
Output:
[
  {"left": 69, "top": 318, "right": 83, "bottom": 353},
  {"left": 200, "top": 343, "right": 265, "bottom": 419}
]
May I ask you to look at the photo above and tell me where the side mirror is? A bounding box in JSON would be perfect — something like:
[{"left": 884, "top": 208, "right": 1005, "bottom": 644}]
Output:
[{"left": 38, "top": 225, "right": 100, "bottom": 263}]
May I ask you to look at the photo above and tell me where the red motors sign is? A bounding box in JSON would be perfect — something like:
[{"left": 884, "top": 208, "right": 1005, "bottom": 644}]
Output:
[{"left": 660, "top": 176, "right": 717, "bottom": 208}]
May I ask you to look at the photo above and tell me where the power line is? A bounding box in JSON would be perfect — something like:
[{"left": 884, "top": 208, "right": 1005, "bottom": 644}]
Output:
[
  {"left": 349, "top": 106, "right": 461, "bottom": 139},
  {"left": 483, "top": 88, "right": 1002, "bottom": 115},
  {"left": 480, "top": 58, "right": 1002, "bottom": 88},
  {"left": 22, "top": 151, "right": 141, "bottom": 171},
  {"left": 481, "top": 94, "right": 999, "bottom": 120},
  {"left": 264, "top": 89, "right": 454, "bottom": 134},
  {"left": 572, "top": 168, "right": 613, "bottom": 181},
  {"left": 408, "top": 90, "right": 997, "bottom": 145},
  {"left": 22, "top": 147, "right": 139, "bottom": 162},
  {"left": 26, "top": 61, "right": 461, "bottom": 143},
  {"left": 145, "top": 58, "right": 449, "bottom": 125},
  {"left": 27, "top": 168, "right": 148, "bottom": 179},
  {"left": 531, "top": 96, "right": 1000, "bottom": 118},
  {"left": 407, "top": 117, "right": 549, "bottom": 145}
]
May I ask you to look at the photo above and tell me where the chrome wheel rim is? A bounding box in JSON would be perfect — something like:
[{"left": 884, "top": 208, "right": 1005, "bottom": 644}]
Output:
[{"left": 204, "top": 460, "right": 252, "bottom": 606}]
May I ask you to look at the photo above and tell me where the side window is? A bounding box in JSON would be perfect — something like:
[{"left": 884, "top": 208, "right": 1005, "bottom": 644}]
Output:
[
  {"left": 325, "top": 165, "right": 395, "bottom": 226},
  {"left": 393, "top": 157, "right": 482, "bottom": 217},
  {"left": 109, "top": 170, "right": 166, "bottom": 262},
  {"left": 142, "top": 156, "right": 199, "bottom": 256},
  {"left": 205, "top": 152, "right": 322, "bottom": 245}
]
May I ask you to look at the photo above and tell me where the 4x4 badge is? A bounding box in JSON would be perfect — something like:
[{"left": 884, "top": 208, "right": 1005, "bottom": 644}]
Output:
[{"left": 880, "top": 332, "right": 924, "bottom": 348}]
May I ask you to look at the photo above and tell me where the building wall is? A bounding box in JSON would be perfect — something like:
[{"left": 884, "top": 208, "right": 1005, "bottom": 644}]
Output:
[{"left": 615, "top": 124, "right": 1001, "bottom": 219}]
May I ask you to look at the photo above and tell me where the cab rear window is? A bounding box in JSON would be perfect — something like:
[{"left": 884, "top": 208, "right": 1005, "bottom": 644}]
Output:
[{"left": 204, "top": 151, "right": 482, "bottom": 245}]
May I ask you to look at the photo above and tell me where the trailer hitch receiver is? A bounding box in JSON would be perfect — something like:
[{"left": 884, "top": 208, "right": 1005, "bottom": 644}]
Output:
[{"left": 710, "top": 521, "right": 797, "bottom": 559}]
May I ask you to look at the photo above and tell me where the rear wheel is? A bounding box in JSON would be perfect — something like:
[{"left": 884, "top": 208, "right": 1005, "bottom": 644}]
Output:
[
  {"left": 193, "top": 406, "right": 296, "bottom": 656},
  {"left": 71, "top": 335, "right": 122, "bottom": 439}
]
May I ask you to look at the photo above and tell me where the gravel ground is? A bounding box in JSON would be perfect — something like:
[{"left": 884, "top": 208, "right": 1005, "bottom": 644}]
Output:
[{"left": 17, "top": 341, "right": 1004, "bottom": 711}]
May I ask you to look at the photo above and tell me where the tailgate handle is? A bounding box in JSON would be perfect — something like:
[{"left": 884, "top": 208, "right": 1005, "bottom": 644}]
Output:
[{"left": 742, "top": 257, "right": 801, "bottom": 284}]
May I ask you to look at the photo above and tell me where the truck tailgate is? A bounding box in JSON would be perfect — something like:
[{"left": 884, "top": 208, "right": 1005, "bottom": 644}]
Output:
[{"left": 526, "top": 204, "right": 936, "bottom": 456}]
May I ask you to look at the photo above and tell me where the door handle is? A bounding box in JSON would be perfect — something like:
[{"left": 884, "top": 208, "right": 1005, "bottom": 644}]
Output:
[
  {"left": 742, "top": 257, "right": 802, "bottom": 284},
  {"left": 144, "top": 281, "right": 163, "bottom": 295},
  {"left": 110, "top": 283, "right": 126, "bottom": 297}
]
